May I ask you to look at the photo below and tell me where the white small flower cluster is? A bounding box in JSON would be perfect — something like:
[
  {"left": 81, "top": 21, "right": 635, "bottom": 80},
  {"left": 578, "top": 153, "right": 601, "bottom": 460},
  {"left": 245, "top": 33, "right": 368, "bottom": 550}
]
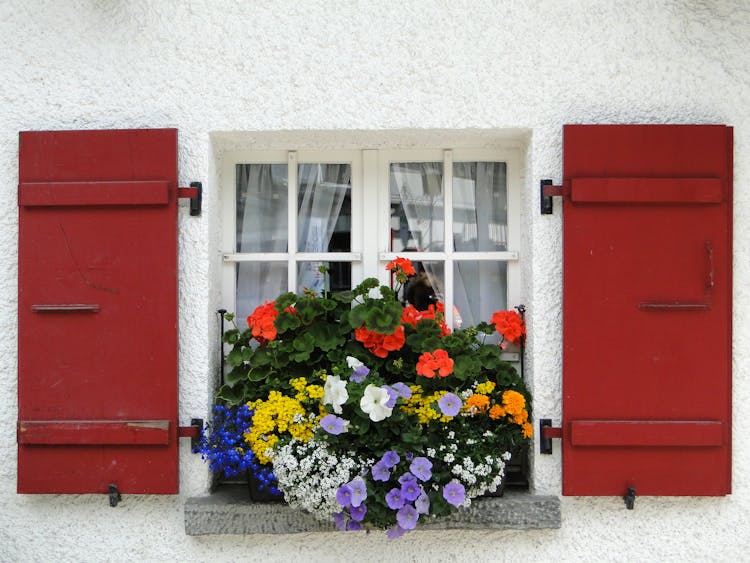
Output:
[
  {"left": 273, "top": 439, "right": 364, "bottom": 519},
  {"left": 435, "top": 427, "right": 509, "bottom": 507}
]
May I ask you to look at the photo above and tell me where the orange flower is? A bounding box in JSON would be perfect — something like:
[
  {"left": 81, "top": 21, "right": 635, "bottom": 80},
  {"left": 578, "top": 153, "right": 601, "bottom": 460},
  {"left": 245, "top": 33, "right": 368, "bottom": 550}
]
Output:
[
  {"left": 355, "top": 324, "right": 406, "bottom": 358},
  {"left": 502, "top": 390, "right": 526, "bottom": 415},
  {"left": 465, "top": 394, "right": 490, "bottom": 412},
  {"left": 512, "top": 410, "right": 529, "bottom": 425},
  {"left": 490, "top": 310, "right": 525, "bottom": 345},
  {"left": 416, "top": 349, "right": 454, "bottom": 378},
  {"left": 247, "top": 301, "right": 279, "bottom": 342},
  {"left": 522, "top": 422, "right": 533, "bottom": 438},
  {"left": 386, "top": 257, "right": 416, "bottom": 276},
  {"left": 401, "top": 303, "right": 450, "bottom": 336},
  {"left": 489, "top": 404, "right": 505, "bottom": 419}
]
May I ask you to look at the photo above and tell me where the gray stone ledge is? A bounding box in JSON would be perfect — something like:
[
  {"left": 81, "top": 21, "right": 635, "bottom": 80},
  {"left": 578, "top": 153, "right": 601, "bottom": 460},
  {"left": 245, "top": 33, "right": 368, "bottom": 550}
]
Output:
[{"left": 185, "top": 488, "right": 561, "bottom": 536}]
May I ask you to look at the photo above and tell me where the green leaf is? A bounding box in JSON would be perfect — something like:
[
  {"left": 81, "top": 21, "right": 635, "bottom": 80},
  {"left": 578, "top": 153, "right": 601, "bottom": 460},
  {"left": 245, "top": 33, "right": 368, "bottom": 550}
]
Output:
[
  {"left": 225, "top": 347, "right": 244, "bottom": 367},
  {"left": 224, "top": 365, "right": 249, "bottom": 386}
]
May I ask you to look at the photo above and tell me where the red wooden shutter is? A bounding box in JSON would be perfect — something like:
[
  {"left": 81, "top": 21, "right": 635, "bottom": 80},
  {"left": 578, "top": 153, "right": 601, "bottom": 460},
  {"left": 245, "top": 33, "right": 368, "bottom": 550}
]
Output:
[
  {"left": 561, "top": 124, "right": 732, "bottom": 496},
  {"left": 17, "top": 129, "right": 179, "bottom": 494}
]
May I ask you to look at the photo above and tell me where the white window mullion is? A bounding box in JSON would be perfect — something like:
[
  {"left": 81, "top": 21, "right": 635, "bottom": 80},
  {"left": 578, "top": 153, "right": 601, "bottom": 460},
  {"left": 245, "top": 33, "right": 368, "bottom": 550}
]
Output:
[
  {"left": 443, "top": 150, "right": 455, "bottom": 328},
  {"left": 287, "top": 151, "right": 298, "bottom": 292},
  {"left": 363, "top": 149, "right": 380, "bottom": 281}
]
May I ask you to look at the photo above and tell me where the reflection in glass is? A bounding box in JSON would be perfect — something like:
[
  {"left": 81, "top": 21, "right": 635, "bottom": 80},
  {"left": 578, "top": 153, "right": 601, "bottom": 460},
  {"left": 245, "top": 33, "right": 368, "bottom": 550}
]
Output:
[
  {"left": 236, "top": 263, "right": 288, "bottom": 327},
  {"left": 297, "top": 163, "right": 352, "bottom": 294},
  {"left": 390, "top": 162, "right": 444, "bottom": 253},
  {"left": 453, "top": 162, "right": 507, "bottom": 252},
  {"left": 236, "top": 164, "right": 288, "bottom": 252},
  {"left": 402, "top": 261, "right": 444, "bottom": 311},
  {"left": 297, "top": 262, "right": 351, "bottom": 295},
  {"left": 454, "top": 261, "right": 507, "bottom": 329}
]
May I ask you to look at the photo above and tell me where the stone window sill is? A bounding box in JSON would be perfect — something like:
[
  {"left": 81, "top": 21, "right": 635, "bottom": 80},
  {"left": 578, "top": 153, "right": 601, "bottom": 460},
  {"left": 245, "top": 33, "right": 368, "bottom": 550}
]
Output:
[{"left": 184, "top": 487, "right": 561, "bottom": 535}]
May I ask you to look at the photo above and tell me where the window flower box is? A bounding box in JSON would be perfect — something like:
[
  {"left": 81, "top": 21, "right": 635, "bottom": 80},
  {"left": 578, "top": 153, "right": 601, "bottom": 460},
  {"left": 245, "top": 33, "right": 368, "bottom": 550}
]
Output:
[{"left": 195, "top": 259, "right": 532, "bottom": 538}]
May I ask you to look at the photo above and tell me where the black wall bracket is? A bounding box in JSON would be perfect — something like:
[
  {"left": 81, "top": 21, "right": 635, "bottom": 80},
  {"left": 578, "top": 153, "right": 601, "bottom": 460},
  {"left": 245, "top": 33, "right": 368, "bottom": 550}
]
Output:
[
  {"left": 539, "top": 418, "right": 562, "bottom": 454},
  {"left": 540, "top": 179, "right": 554, "bottom": 214},
  {"left": 178, "top": 182, "right": 203, "bottom": 216}
]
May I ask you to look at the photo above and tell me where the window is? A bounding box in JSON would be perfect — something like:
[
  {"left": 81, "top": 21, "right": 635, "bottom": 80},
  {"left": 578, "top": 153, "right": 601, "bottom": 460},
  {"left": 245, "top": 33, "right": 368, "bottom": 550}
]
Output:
[{"left": 221, "top": 148, "right": 521, "bottom": 334}]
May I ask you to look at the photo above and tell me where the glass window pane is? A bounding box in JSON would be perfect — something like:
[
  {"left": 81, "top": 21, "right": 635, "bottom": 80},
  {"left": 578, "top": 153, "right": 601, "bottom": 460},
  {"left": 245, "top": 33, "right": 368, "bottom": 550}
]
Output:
[
  {"left": 454, "top": 261, "right": 507, "bottom": 330},
  {"left": 298, "top": 163, "right": 352, "bottom": 253},
  {"left": 453, "top": 162, "right": 507, "bottom": 252},
  {"left": 236, "top": 164, "right": 288, "bottom": 252},
  {"left": 390, "top": 162, "right": 444, "bottom": 252},
  {"left": 297, "top": 261, "right": 351, "bottom": 296},
  {"left": 402, "top": 261, "right": 444, "bottom": 311},
  {"left": 235, "top": 262, "right": 288, "bottom": 326}
]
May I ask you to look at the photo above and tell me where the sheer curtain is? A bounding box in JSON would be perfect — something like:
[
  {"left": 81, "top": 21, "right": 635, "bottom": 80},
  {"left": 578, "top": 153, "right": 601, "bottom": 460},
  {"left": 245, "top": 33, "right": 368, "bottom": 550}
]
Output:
[
  {"left": 391, "top": 162, "right": 445, "bottom": 307},
  {"left": 235, "top": 163, "right": 350, "bottom": 319},
  {"left": 452, "top": 162, "right": 507, "bottom": 327},
  {"left": 394, "top": 161, "right": 507, "bottom": 327},
  {"left": 296, "top": 163, "right": 351, "bottom": 293}
]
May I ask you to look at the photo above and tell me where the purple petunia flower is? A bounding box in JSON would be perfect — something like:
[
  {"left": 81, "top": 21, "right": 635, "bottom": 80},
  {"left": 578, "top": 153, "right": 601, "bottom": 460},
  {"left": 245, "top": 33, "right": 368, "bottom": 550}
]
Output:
[
  {"left": 333, "top": 511, "right": 347, "bottom": 531},
  {"left": 350, "top": 364, "right": 370, "bottom": 383},
  {"left": 386, "top": 525, "right": 407, "bottom": 540},
  {"left": 347, "top": 520, "right": 363, "bottom": 531},
  {"left": 371, "top": 461, "right": 391, "bottom": 482},
  {"left": 336, "top": 484, "right": 353, "bottom": 507},
  {"left": 437, "top": 392, "right": 462, "bottom": 417},
  {"left": 398, "top": 472, "right": 415, "bottom": 485},
  {"left": 348, "top": 477, "right": 367, "bottom": 507},
  {"left": 320, "top": 414, "right": 348, "bottom": 435},
  {"left": 396, "top": 504, "right": 419, "bottom": 530},
  {"left": 415, "top": 491, "right": 430, "bottom": 514},
  {"left": 385, "top": 487, "right": 405, "bottom": 510},
  {"left": 442, "top": 480, "right": 466, "bottom": 506},
  {"left": 391, "top": 382, "right": 412, "bottom": 399},
  {"left": 382, "top": 385, "right": 398, "bottom": 408},
  {"left": 410, "top": 457, "right": 433, "bottom": 482},
  {"left": 400, "top": 478, "right": 421, "bottom": 502},
  {"left": 381, "top": 450, "right": 400, "bottom": 469},
  {"left": 350, "top": 503, "right": 367, "bottom": 522}
]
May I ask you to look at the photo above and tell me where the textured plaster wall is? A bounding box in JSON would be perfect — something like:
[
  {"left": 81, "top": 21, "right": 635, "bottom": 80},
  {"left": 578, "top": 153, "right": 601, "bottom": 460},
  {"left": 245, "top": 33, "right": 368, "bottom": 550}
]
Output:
[{"left": 1, "top": 0, "right": 749, "bottom": 561}]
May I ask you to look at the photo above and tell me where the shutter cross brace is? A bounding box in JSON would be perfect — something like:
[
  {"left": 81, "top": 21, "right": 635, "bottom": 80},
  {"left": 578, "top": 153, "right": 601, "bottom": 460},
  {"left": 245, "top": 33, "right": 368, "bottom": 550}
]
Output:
[
  {"left": 540, "top": 179, "right": 569, "bottom": 214},
  {"left": 178, "top": 418, "right": 204, "bottom": 452},
  {"left": 177, "top": 181, "right": 202, "bottom": 216},
  {"left": 539, "top": 419, "right": 562, "bottom": 454}
]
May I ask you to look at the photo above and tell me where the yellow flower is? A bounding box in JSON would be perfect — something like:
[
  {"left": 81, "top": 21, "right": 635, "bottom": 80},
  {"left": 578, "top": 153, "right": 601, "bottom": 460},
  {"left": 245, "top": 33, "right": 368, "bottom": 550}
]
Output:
[
  {"left": 306, "top": 385, "right": 324, "bottom": 400},
  {"left": 475, "top": 381, "right": 496, "bottom": 395},
  {"left": 290, "top": 377, "right": 307, "bottom": 392}
]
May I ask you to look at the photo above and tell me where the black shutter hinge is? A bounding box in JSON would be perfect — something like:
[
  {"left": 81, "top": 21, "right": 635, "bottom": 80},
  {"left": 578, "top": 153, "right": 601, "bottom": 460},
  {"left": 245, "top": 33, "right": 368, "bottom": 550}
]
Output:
[
  {"left": 539, "top": 418, "right": 563, "bottom": 454},
  {"left": 178, "top": 418, "right": 204, "bottom": 451},
  {"left": 624, "top": 486, "right": 636, "bottom": 510},
  {"left": 178, "top": 181, "right": 202, "bottom": 216},
  {"left": 540, "top": 179, "right": 569, "bottom": 215}
]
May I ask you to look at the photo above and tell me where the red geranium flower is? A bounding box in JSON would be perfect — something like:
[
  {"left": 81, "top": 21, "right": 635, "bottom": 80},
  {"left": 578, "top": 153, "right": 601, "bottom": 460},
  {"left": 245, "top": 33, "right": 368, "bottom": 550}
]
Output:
[
  {"left": 355, "top": 324, "right": 406, "bottom": 358},
  {"left": 247, "top": 301, "right": 279, "bottom": 343},
  {"left": 490, "top": 310, "right": 525, "bottom": 346},
  {"left": 416, "top": 349, "right": 454, "bottom": 378},
  {"left": 401, "top": 303, "right": 450, "bottom": 336}
]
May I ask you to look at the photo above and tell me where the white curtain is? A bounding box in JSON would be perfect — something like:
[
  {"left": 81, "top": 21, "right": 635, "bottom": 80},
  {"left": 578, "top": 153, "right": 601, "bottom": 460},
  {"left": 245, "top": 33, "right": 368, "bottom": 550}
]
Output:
[
  {"left": 394, "top": 161, "right": 507, "bottom": 327},
  {"left": 452, "top": 162, "right": 507, "bottom": 326},
  {"left": 297, "top": 163, "right": 350, "bottom": 294},
  {"left": 235, "top": 163, "right": 350, "bottom": 319}
]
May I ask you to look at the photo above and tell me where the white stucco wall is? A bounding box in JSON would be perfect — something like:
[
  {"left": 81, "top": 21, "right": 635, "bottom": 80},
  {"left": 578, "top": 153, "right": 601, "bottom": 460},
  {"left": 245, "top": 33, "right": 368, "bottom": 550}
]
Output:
[{"left": 2, "top": 0, "right": 749, "bottom": 560}]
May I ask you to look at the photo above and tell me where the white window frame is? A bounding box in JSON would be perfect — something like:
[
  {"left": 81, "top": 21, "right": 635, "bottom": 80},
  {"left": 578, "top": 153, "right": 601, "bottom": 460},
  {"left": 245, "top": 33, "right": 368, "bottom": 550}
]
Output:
[{"left": 220, "top": 147, "right": 522, "bottom": 331}]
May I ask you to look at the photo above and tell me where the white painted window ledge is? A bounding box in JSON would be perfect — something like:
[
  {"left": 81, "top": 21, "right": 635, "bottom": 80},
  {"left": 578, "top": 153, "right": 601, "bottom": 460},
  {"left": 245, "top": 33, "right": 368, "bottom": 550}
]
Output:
[{"left": 184, "top": 488, "right": 561, "bottom": 535}]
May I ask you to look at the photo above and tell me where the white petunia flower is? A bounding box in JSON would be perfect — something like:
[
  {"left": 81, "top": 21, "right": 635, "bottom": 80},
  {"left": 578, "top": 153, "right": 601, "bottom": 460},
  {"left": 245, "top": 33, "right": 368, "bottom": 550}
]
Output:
[
  {"left": 359, "top": 384, "right": 393, "bottom": 422},
  {"left": 323, "top": 375, "right": 349, "bottom": 414}
]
